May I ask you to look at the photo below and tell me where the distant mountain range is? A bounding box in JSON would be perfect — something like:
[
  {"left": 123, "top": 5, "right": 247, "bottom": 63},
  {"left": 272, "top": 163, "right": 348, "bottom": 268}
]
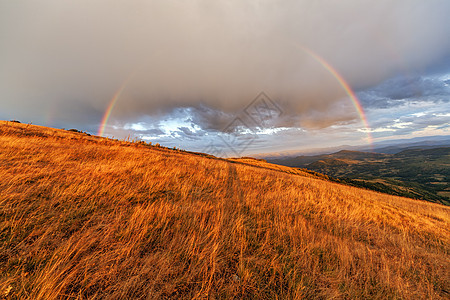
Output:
[
  {"left": 258, "top": 135, "right": 450, "bottom": 158},
  {"left": 266, "top": 146, "right": 450, "bottom": 205},
  {"left": 361, "top": 135, "right": 450, "bottom": 154}
]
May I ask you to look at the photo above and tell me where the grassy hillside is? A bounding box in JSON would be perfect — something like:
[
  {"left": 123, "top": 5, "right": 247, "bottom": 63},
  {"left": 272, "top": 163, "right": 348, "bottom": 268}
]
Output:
[
  {"left": 268, "top": 149, "right": 450, "bottom": 205},
  {"left": 1, "top": 121, "right": 449, "bottom": 299}
]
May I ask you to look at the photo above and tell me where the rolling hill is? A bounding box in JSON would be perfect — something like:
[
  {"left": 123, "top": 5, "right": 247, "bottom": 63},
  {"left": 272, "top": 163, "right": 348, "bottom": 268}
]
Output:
[
  {"left": 268, "top": 149, "right": 450, "bottom": 205},
  {"left": 1, "top": 121, "right": 449, "bottom": 299}
]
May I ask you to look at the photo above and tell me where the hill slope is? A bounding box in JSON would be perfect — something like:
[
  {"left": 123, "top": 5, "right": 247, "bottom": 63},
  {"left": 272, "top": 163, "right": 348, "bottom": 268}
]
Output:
[{"left": 1, "top": 121, "right": 449, "bottom": 299}]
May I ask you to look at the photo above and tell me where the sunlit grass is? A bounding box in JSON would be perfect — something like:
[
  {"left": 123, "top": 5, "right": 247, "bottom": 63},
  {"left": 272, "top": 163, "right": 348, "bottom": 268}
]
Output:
[{"left": 1, "top": 121, "right": 449, "bottom": 299}]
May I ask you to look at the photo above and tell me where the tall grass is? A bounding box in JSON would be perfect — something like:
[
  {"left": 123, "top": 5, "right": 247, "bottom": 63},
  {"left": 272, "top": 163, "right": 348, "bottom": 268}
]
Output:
[{"left": 1, "top": 121, "right": 449, "bottom": 299}]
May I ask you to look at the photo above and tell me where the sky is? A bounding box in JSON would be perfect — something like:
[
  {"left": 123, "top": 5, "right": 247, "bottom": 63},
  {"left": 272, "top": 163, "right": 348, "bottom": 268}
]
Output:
[{"left": 1, "top": 0, "right": 449, "bottom": 156}]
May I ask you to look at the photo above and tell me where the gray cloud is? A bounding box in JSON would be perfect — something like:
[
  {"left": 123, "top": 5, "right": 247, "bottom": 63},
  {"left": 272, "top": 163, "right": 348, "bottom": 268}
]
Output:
[
  {"left": 1, "top": 0, "right": 450, "bottom": 136},
  {"left": 358, "top": 74, "right": 450, "bottom": 109}
]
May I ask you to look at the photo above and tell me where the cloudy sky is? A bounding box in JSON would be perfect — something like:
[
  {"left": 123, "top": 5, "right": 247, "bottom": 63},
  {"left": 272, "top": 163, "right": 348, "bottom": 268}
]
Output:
[{"left": 1, "top": 0, "right": 449, "bottom": 156}]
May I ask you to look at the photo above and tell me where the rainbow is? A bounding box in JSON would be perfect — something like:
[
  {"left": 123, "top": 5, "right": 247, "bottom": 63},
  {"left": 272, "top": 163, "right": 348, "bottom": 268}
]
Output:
[
  {"left": 97, "top": 82, "right": 128, "bottom": 137},
  {"left": 299, "top": 45, "right": 373, "bottom": 146},
  {"left": 98, "top": 48, "right": 374, "bottom": 147}
]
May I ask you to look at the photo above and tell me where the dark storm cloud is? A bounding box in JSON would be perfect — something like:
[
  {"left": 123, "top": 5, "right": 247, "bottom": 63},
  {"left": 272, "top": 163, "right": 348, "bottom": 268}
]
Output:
[
  {"left": 185, "top": 105, "right": 232, "bottom": 132},
  {"left": 1, "top": 0, "right": 450, "bottom": 133}
]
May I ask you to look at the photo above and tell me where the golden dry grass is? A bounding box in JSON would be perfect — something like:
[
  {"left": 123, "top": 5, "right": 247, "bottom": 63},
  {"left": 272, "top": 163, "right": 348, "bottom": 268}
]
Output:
[{"left": 0, "top": 121, "right": 449, "bottom": 299}]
